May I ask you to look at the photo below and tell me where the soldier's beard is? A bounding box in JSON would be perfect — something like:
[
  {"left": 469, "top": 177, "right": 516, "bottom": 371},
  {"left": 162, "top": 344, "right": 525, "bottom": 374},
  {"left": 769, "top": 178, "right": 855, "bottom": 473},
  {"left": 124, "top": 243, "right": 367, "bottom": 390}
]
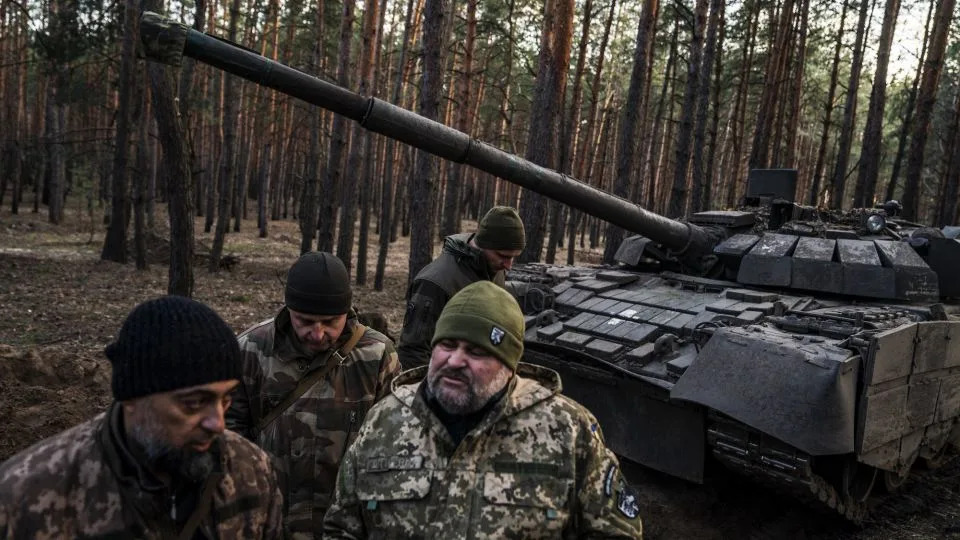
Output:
[
  {"left": 426, "top": 364, "right": 512, "bottom": 415},
  {"left": 128, "top": 411, "right": 218, "bottom": 483}
]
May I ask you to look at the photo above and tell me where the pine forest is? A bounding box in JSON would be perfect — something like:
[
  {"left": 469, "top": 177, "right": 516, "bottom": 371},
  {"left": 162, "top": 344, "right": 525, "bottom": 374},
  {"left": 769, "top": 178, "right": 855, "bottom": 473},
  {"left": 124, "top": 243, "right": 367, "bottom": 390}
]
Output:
[{"left": 1, "top": 0, "right": 959, "bottom": 292}]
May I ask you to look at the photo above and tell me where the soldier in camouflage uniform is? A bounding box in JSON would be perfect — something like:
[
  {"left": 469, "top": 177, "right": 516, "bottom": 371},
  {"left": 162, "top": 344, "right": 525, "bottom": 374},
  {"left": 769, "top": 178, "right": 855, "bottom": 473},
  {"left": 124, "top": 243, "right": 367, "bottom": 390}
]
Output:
[
  {"left": 398, "top": 206, "right": 526, "bottom": 369},
  {"left": 325, "top": 281, "right": 643, "bottom": 539},
  {"left": 226, "top": 252, "right": 400, "bottom": 538},
  {"left": 0, "top": 296, "right": 284, "bottom": 539}
]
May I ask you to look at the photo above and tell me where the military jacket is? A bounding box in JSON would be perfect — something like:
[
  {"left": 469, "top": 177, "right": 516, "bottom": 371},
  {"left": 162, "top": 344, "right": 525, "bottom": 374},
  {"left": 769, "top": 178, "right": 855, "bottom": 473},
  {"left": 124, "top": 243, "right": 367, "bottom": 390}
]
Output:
[
  {"left": 397, "top": 233, "right": 506, "bottom": 369},
  {"left": 0, "top": 404, "right": 284, "bottom": 539},
  {"left": 227, "top": 310, "right": 400, "bottom": 538},
  {"left": 323, "top": 363, "right": 643, "bottom": 539}
]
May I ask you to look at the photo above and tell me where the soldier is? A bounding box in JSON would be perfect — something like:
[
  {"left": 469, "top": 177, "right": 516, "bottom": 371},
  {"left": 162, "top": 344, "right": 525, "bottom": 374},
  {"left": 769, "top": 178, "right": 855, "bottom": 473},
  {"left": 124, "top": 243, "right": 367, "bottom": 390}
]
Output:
[
  {"left": 0, "top": 296, "right": 284, "bottom": 539},
  {"left": 398, "top": 206, "right": 525, "bottom": 369},
  {"left": 227, "top": 251, "right": 401, "bottom": 538},
  {"left": 324, "top": 281, "right": 643, "bottom": 539}
]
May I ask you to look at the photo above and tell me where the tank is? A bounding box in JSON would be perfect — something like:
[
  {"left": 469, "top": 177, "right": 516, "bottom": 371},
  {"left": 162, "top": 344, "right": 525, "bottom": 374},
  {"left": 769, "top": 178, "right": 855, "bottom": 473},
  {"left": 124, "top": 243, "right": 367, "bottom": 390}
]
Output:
[{"left": 139, "top": 12, "right": 960, "bottom": 521}]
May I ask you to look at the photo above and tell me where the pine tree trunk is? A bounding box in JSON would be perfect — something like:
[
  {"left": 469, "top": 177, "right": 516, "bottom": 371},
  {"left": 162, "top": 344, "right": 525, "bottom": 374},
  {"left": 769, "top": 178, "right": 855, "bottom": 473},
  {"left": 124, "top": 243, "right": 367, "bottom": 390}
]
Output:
[
  {"left": 901, "top": 0, "right": 955, "bottom": 220},
  {"left": 938, "top": 94, "right": 960, "bottom": 226},
  {"left": 853, "top": 0, "right": 900, "bottom": 207},
  {"left": 783, "top": 0, "right": 809, "bottom": 170},
  {"left": 603, "top": 0, "right": 658, "bottom": 262},
  {"left": 299, "top": 3, "right": 325, "bottom": 254},
  {"left": 338, "top": 0, "right": 380, "bottom": 272},
  {"left": 703, "top": 1, "right": 725, "bottom": 209},
  {"left": 440, "top": 0, "right": 477, "bottom": 240},
  {"left": 258, "top": 143, "right": 271, "bottom": 238},
  {"left": 748, "top": 0, "right": 795, "bottom": 171},
  {"left": 691, "top": 0, "right": 722, "bottom": 212},
  {"left": 102, "top": 0, "right": 140, "bottom": 262},
  {"left": 148, "top": 64, "right": 194, "bottom": 296},
  {"left": 667, "top": 0, "right": 707, "bottom": 218},
  {"left": 828, "top": 0, "right": 870, "bottom": 209},
  {"left": 517, "top": 0, "right": 576, "bottom": 263},
  {"left": 319, "top": 0, "right": 356, "bottom": 253},
  {"left": 567, "top": 0, "right": 616, "bottom": 264},
  {"left": 375, "top": 0, "right": 417, "bottom": 290},
  {"left": 808, "top": 0, "right": 849, "bottom": 205},
  {"left": 208, "top": 0, "right": 243, "bottom": 272},
  {"left": 409, "top": 0, "right": 446, "bottom": 281},
  {"left": 886, "top": 0, "right": 934, "bottom": 202}
]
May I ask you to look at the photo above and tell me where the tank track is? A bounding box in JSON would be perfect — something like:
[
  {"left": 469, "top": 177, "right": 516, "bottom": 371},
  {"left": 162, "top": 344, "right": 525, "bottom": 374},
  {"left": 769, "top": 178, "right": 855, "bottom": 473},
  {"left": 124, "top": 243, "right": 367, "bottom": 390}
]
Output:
[{"left": 707, "top": 413, "right": 868, "bottom": 522}]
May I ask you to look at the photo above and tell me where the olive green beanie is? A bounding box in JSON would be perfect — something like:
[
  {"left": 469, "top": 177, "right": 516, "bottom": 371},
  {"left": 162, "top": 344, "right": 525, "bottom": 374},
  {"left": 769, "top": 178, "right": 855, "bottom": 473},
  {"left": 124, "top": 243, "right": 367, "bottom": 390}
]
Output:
[
  {"left": 474, "top": 206, "right": 525, "bottom": 251},
  {"left": 431, "top": 281, "right": 525, "bottom": 371}
]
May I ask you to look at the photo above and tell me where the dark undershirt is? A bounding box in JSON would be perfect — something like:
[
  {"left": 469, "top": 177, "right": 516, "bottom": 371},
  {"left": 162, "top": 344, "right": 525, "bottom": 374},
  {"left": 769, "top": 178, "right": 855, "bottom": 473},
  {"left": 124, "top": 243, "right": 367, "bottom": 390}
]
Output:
[{"left": 422, "top": 383, "right": 509, "bottom": 447}]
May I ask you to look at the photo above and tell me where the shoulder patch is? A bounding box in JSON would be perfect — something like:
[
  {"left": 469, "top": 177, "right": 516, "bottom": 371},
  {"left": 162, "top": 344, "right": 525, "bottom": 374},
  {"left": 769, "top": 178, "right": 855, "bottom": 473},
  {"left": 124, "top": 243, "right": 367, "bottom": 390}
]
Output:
[{"left": 617, "top": 485, "right": 640, "bottom": 519}]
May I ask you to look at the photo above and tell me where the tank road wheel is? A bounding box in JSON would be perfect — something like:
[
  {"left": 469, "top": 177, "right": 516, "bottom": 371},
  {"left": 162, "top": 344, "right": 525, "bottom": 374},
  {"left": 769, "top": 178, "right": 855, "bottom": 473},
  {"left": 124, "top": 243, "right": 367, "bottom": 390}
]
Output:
[
  {"left": 881, "top": 470, "right": 909, "bottom": 493},
  {"left": 841, "top": 460, "right": 877, "bottom": 504}
]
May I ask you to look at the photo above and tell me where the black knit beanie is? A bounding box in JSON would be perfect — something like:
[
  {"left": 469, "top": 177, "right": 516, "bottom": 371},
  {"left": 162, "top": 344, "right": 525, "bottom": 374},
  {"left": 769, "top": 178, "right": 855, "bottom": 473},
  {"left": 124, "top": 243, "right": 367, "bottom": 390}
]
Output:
[
  {"left": 285, "top": 252, "right": 352, "bottom": 315},
  {"left": 474, "top": 206, "right": 526, "bottom": 251},
  {"left": 105, "top": 296, "right": 241, "bottom": 401}
]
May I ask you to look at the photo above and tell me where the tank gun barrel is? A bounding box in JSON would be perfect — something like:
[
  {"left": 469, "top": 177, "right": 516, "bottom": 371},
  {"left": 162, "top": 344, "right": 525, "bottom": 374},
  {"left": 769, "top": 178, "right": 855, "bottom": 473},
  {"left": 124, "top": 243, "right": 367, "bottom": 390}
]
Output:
[{"left": 139, "top": 12, "right": 715, "bottom": 256}]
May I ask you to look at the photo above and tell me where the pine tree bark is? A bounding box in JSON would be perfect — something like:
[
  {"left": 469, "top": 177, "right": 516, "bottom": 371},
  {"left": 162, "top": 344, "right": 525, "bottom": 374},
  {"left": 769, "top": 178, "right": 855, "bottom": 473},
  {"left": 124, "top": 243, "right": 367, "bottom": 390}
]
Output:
[
  {"left": 318, "top": 0, "right": 356, "bottom": 252},
  {"left": 517, "top": 0, "right": 576, "bottom": 263},
  {"left": 408, "top": 0, "right": 446, "bottom": 281},
  {"left": 691, "top": 0, "right": 722, "bottom": 212},
  {"left": 782, "top": 0, "right": 809, "bottom": 169},
  {"left": 886, "top": 0, "right": 934, "bottom": 202},
  {"left": 808, "top": 0, "right": 849, "bottom": 205},
  {"left": 667, "top": 0, "right": 707, "bottom": 218},
  {"left": 149, "top": 65, "right": 194, "bottom": 296},
  {"left": 102, "top": 0, "right": 140, "bottom": 262},
  {"left": 299, "top": 0, "right": 325, "bottom": 254},
  {"left": 748, "top": 0, "right": 795, "bottom": 171},
  {"left": 208, "top": 0, "right": 243, "bottom": 272},
  {"left": 828, "top": 0, "right": 871, "bottom": 209},
  {"left": 901, "top": 0, "right": 955, "bottom": 220},
  {"left": 938, "top": 94, "right": 960, "bottom": 226},
  {"left": 853, "top": 0, "right": 899, "bottom": 208},
  {"left": 440, "top": 0, "right": 477, "bottom": 240},
  {"left": 134, "top": 87, "right": 149, "bottom": 270},
  {"left": 602, "top": 0, "right": 658, "bottom": 263},
  {"left": 567, "top": 0, "right": 616, "bottom": 264},
  {"left": 338, "top": 0, "right": 380, "bottom": 272},
  {"left": 375, "top": 0, "right": 416, "bottom": 290}
]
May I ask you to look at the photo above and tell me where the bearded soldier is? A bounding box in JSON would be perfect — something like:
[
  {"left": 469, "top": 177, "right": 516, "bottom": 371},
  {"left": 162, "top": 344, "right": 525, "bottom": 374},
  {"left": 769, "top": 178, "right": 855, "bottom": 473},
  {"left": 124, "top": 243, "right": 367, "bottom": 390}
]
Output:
[
  {"left": 324, "top": 281, "right": 643, "bottom": 538},
  {"left": 397, "top": 206, "right": 525, "bottom": 369},
  {"left": 227, "top": 251, "right": 400, "bottom": 538},
  {"left": 0, "top": 296, "right": 284, "bottom": 539}
]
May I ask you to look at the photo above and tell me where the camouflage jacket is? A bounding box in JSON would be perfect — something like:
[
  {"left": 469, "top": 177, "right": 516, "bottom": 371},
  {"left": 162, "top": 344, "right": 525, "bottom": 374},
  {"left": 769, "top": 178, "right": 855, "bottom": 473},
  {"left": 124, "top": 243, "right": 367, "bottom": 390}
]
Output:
[
  {"left": 323, "top": 363, "right": 643, "bottom": 539},
  {"left": 397, "top": 233, "right": 506, "bottom": 369},
  {"left": 0, "top": 403, "right": 284, "bottom": 539},
  {"left": 226, "top": 309, "right": 400, "bottom": 538}
]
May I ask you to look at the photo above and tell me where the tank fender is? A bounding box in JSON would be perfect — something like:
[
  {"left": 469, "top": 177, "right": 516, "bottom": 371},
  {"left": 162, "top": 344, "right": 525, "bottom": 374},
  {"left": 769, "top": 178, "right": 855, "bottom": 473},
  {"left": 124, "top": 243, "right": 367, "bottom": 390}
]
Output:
[{"left": 671, "top": 326, "right": 859, "bottom": 456}]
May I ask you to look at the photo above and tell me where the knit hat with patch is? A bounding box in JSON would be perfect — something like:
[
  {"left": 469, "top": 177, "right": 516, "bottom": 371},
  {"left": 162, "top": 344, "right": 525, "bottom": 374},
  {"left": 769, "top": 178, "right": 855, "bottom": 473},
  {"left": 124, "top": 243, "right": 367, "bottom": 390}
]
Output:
[
  {"left": 106, "top": 296, "right": 241, "bottom": 401},
  {"left": 474, "top": 206, "right": 525, "bottom": 251},
  {"left": 431, "top": 281, "right": 524, "bottom": 371},
  {"left": 285, "top": 251, "right": 352, "bottom": 315}
]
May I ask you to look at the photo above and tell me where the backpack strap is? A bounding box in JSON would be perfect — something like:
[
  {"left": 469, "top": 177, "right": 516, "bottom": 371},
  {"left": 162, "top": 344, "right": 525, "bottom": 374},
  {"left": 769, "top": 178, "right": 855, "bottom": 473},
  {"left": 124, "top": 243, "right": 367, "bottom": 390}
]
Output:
[
  {"left": 177, "top": 472, "right": 221, "bottom": 540},
  {"left": 256, "top": 323, "right": 367, "bottom": 433}
]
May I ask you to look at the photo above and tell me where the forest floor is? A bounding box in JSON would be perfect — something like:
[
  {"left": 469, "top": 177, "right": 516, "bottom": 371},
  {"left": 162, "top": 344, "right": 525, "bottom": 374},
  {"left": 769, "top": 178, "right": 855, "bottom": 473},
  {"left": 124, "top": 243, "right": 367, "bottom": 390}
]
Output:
[{"left": 2, "top": 202, "right": 959, "bottom": 539}]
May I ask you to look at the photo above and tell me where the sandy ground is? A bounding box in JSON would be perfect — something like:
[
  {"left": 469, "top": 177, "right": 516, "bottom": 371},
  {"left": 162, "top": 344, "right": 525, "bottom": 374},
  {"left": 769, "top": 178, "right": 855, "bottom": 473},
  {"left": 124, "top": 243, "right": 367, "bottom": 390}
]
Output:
[{"left": 1, "top": 203, "right": 959, "bottom": 539}]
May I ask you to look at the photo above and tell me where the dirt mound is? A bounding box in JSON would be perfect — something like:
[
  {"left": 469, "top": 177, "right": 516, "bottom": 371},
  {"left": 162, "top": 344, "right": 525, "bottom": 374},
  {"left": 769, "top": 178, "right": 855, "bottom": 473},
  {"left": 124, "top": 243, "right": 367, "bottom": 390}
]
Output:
[{"left": 0, "top": 345, "right": 111, "bottom": 461}]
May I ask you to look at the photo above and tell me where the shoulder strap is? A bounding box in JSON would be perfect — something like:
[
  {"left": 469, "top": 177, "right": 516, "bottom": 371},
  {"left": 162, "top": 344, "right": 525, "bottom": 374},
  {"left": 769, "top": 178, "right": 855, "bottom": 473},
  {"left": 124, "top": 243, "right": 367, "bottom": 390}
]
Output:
[
  {"left": 256, "top": 323, "right": 367, "bottom": 433},
  {"left": 177, "top": 472, "right": 221, "bottom": 540}
]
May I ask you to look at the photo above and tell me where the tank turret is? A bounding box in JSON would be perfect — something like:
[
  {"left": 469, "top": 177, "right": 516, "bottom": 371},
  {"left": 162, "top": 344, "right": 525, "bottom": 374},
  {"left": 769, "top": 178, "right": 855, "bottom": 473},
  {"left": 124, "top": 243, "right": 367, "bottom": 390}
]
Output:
[{"left": 140, "top": 12, "right": 960, "bottom": 522}]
